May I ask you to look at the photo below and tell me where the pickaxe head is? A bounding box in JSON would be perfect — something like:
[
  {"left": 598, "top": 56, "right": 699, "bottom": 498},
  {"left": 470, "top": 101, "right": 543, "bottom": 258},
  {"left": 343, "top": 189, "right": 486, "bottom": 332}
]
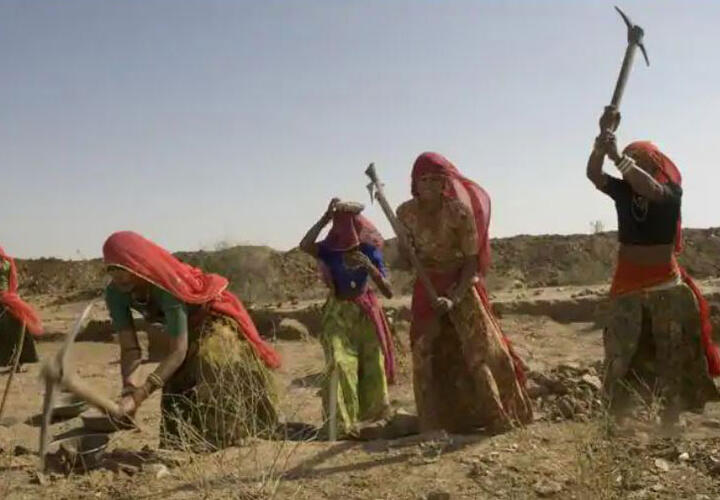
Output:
[
  {"left": 615, "top": 6, "right": 650, "bottom": 66},
  {"left": 366, "top": 182, "right": 376, "bottom": 205}
]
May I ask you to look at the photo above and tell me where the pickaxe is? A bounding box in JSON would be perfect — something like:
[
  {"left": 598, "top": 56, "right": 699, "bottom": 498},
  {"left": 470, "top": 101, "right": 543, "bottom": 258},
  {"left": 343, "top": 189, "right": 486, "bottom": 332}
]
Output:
[
  {"left": 39, "top": 301, "right": 123, "bottom": 470},
  {"left": 603, "top": 6, "right": 650, "bottom": 131}
]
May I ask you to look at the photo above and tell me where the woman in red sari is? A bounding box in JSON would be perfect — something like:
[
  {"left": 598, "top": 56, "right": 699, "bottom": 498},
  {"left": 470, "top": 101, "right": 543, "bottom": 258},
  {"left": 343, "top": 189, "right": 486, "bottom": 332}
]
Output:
[
  {"left": 396, "top": 152, "right": 532, "bottom": 434},
  {"left": 103, "top": 231, "right": 280, "bottom": 448},
  {"left": 0, "top": 246, "right": 43, "bottom": 367}
]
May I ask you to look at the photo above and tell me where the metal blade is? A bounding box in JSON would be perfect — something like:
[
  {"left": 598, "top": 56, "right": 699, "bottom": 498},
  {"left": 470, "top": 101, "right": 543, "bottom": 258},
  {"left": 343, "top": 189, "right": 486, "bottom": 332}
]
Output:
[
  {"left": 366, "top": 182, "right": 375, "bottom": 205},
  {"left": 638, "top": 43, "right": 650, "bottom": 66},
  {"left": 614, "top": 6, "right": 633, "bottom": 30}
]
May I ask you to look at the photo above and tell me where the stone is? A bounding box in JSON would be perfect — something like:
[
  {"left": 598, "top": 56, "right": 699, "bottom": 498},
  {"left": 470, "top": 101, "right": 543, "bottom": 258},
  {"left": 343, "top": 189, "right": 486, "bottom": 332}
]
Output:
[
  {"left": 580, "top": 374, "right": 602, "bottom": 391},
  {"left": 533, "top": 479, "right": 563, "bottom": 497},
  {"left": 152, "top": 464, "right": 171, "bottom": 480},
  {"left": 678, "top": 452, "right": 690, "bottom": 462},
  {"left": 426, "top": 492, "right": 450, "bottom": 500},
  {"left": 277, "top": 318, "right": 310, "bottom": 341},
  {"left": 654, "top": 458, "right": 670, "bottom": 472}
]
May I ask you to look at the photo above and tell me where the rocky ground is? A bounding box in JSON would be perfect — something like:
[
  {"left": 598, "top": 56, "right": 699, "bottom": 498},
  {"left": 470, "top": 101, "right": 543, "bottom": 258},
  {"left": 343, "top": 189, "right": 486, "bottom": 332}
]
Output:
[{"left": 2, "top": 286, "right": 720, "bottom": 499}]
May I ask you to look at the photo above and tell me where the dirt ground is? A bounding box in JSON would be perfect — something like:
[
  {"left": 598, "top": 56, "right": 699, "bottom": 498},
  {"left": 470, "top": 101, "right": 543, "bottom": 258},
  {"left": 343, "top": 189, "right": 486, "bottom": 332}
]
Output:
[{"left": 3, "top": 291, "right": 720, "bottom": 499}]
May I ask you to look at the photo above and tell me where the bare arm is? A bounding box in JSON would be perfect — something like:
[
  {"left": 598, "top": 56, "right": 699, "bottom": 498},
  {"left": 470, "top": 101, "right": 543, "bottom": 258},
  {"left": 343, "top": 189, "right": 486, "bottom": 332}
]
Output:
[
  {"left": 118, "top": 328, "right": 143, "bottom": 390},
  {"left": 603, "top": 134, "right": 668, "bottom": 202},
  {"left": 448, "top": 256, "right": 478, "bottom": 303},
  {"left": 586, "top": 142, "right": 608, "bottom": 190},
  {"left": 368, "top": 265, "right": 393, "bottom": 299},
  {"left": 152, "top": 333, "right": 187, "bottom": 383},
  {"left": 299, "top": 198, "right": 337, "bottom": 257},
  {"left": 345, "top": 251, "right": 393, "bottom": 299}
]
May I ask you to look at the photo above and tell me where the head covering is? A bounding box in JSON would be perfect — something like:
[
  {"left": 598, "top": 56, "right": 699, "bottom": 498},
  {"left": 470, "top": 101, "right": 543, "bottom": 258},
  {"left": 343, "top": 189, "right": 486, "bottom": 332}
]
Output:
[
  {"left": 0, "top": 246, "right": 44, "bottom": 335},
  {"left": 409, "top": 152, "right": 526, "bottom": 385},
  {"left": 622, "top": 142, "right": 720, "bottom": 376},
  {"left": 102, "top": 231, "right": 280, "bottom": 369},
  {"left": 411, "top": 152, "right": 492, "bottom": 276},
  {"left": 322, "top": 204, "right": 384, "bottom": 252}
]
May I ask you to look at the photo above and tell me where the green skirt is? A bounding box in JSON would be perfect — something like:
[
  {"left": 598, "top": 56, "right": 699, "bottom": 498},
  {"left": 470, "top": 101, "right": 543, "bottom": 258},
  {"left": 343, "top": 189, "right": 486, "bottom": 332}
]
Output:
[
  {"left": 159, "top": 315, "right": 279, "bottom": 450},
  {"left": 0, "top": 307, "right": 38, "bottom": 367},
  {"left": 320, "top": 295, "right": 389, "bottom": 436}
]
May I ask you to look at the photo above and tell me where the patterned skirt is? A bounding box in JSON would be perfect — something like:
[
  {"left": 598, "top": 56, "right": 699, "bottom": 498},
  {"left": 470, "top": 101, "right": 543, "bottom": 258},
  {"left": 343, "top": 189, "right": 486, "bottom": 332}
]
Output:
[
  {"left": 603, "top": 283, "right": 720, "bottom": 421},
  {"left": 411, "top": 285, "right": 532, "bottom": 434}
]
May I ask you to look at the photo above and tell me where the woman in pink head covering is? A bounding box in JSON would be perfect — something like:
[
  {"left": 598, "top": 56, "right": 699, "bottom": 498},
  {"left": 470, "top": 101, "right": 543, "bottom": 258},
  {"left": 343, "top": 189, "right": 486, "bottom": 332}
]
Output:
[
  {"left": 300, "top": 198, "right": 395, "bottom": 438},
  {"left": 0, "top": 245, "right": 42, "bottom": 367},
  {"left": 397, "top": 152, "right": 532, "bottom": 435}
]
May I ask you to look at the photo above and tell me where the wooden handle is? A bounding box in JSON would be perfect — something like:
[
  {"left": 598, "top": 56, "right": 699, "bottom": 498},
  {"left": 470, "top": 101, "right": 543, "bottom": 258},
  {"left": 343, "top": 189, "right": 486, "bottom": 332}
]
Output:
[
  {"left": 60, "top": 373, "right": 121, "bottom": 416},
  {"left": 365, "top": 163, "right": 439, "bottom": 304}
]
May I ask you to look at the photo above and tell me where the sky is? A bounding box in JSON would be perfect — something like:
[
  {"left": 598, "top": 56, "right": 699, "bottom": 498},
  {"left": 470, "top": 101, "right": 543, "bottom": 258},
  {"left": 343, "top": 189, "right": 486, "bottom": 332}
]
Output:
[{"left": 1, "top": 0, "right": 719, "bottom": 259}]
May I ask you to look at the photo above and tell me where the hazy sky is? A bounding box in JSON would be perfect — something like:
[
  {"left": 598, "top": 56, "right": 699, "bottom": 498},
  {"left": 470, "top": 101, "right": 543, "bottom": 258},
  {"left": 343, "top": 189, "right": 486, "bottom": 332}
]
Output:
[{"left": 2, "top": 0, "right": 719, "bottom": 259}]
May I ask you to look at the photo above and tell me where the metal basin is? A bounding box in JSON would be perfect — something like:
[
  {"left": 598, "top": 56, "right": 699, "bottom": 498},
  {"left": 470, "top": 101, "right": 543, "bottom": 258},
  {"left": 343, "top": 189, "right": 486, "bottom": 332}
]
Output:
[
  {"left": 81, "top": 410, "right": 135, "bottom": 433},
  {"left": 51, "top": 433, "right": 109, "bottom": 471},
  {"left": 52, "top": 394, "right": 88, "bottom": 419}
]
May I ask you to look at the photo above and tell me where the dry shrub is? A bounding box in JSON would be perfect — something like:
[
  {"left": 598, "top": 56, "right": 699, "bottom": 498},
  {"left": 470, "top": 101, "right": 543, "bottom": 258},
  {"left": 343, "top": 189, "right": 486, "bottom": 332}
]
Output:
[{"left": 161, "top": 342, "right": 309, "bottom": 499}]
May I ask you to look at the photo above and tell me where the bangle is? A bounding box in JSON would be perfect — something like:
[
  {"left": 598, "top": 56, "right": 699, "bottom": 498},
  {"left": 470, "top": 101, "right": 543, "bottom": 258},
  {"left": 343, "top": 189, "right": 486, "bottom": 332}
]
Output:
[
  {"left": 616, "top": 155, "right": 637, "bottom": 175},
  {"left": 144, "top": 372, "right": 165, "bottom": 394}
]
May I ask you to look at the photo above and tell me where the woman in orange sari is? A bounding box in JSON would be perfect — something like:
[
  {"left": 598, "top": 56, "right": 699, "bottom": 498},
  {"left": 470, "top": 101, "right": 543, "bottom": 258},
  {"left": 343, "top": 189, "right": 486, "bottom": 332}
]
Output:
[{"left": 397, "top": 152, "right": 532, "bottom": 434}]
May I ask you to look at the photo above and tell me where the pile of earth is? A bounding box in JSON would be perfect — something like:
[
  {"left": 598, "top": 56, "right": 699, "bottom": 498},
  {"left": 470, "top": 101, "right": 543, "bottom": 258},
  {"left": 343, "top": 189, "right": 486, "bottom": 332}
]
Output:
[
  {"left": 14, "top": 227, "right": 720, "bottom": 304},
  {"left": 527, "top": 362, "right": 605, "bottom": 422}
]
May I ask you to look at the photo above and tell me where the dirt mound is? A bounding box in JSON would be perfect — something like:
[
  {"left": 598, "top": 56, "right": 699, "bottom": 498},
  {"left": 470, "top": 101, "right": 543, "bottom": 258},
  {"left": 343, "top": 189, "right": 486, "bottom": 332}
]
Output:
[
  {"left": 14, "top": 228, "right": 720, "bottom": 303},
  {"left": 528, "top": 362, "right": 604, "bottom": 422}
]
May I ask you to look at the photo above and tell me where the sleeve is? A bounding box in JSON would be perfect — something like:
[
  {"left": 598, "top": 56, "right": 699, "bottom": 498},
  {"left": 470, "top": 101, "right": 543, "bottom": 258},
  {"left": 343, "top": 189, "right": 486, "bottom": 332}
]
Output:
[
  {"left": 364, "top": 246, "right": 387, "bottom": 277},
  {"left": 154, "top": 287, "right": 188, "bottom": 338},
  {"left": 598, "top": 175, "right": 626, "bottom": 200},
  {"left": 105, "top": 284, "right": 134, "bottom": 331},
  {"left": 660, "top": 182, "right": 682, "bottom": 205},
  {"left": 455, "top": 203, "right": 480, "bottom": 257}
]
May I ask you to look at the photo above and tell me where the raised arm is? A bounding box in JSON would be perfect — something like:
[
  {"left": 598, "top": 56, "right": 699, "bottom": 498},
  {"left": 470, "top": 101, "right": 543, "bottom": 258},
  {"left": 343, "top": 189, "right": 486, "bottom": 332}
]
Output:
[
  {"left": 587, "top": 106, "right": 623, "bottom": 189},
  {"left": 299, "top": 198, "right": 338, "bottom": 257},
  {"left": 602, "top": 133, "right": 669, "bottom": 202}
]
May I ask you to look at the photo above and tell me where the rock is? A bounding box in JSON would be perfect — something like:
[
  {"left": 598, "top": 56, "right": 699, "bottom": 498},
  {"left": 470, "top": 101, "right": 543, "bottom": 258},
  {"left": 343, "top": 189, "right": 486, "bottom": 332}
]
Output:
[
  {"left": 557, "top": 397, "right": 577, "bottom": 419},
  {"left": 13, "top": 445, "right": 32, "bottom": 456},
  {"left": 654, "top": 458, "right": 670, "bottom": 472},
  {"left": 425, "top": 492, "right": 450, "bottom": 500},
  {"left": 678, "top": 452, "right": 690, "bottom": 462},
  {"left": 701, "top": 418, "right": 720, "bottom": 429},
  {"left": 384, "top": 409, "right": 419, "bottom": 438},
  {"left": 151, "top": 464, "right": 171, "bottom": 480},
  {"left": 526, "top": 379, "right": 549, "bottom": 399},
  {"left": 533, "top": 479, "right": 563, "bottom": 497},
  {"left": 580, "top": 374, "right": 602, "bottom": 391},
  {"left": 277, "top": 318, "right": 310, "bottom": 341}
]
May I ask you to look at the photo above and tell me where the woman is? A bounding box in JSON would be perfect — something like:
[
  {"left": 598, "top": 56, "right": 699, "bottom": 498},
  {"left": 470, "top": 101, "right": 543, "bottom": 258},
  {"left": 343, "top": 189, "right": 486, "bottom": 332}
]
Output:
[
  {"left": 300, "top": 199, "right": 395, "bottom": 438},
  {"left": 588, "top": 107, "right": 720, "bottom": 426},
  {"left": 104, "top": 231, "right": 280, "bottom": 449},
  {"left": 0, "top": 246, "right": 42, "bottom": 367},
  {"left": 396, "top": 152, "right": 532, "bottom": 434}
]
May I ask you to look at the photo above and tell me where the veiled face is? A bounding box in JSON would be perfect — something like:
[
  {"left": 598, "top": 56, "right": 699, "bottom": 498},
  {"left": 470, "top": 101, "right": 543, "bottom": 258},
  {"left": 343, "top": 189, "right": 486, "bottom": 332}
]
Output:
[
  {"left": 108, "top": 267, "right": 144, "bottom": 292},
  {"left": 416, "top": 174, "right": 446, "bottom": 202}
]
